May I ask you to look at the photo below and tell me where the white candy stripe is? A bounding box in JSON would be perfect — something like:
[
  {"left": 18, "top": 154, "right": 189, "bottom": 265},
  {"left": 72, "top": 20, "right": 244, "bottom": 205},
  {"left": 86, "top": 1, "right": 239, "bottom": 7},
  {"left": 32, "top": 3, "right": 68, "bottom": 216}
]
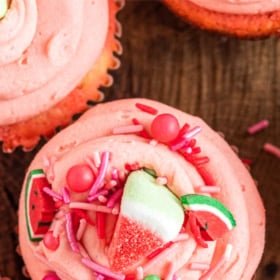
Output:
[
  {"left": 185, "top": 204, "right": 233, "bottom": 230},
  {"left": 122, "top": 200, "right": 182, "bottom": 242}
]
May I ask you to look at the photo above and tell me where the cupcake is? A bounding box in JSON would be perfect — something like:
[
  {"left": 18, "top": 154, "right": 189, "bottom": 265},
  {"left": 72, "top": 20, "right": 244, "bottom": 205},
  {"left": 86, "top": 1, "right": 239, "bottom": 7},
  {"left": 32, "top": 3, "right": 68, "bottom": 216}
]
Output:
[
  {"left": 19, "top": 99, "right": 265, "bottom": 279},
  {"left": 0, "top": 0, "right": 123, "bottom": 152},
  {"left": 162, "top": 0, "right": 280, "bottom": 37}
]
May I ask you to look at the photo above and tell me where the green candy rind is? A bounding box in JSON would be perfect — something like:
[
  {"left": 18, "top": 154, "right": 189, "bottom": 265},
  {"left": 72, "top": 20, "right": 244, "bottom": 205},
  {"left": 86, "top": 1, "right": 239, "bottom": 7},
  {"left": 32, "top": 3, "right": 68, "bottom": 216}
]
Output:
[
  {"left": 0, "top": 0, "right": 8, "bottom": 19},
  {"left": 144, "top": 275, "right": 160, "bottom": 280},
  {"left": 143, "top": 167, "right": 157, "bottom": 178},
  {"left": 180, "top": 194, "right": 236, "bottom": 228},
  {"left": 123, "top": 170, "right": 184, "bottom": 223}
]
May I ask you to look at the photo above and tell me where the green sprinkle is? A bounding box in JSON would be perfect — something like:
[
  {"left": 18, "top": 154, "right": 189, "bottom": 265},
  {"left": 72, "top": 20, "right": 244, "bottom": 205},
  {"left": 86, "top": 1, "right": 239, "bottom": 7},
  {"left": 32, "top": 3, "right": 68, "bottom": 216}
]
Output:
[
  {"left": 143, "top": 167, "right": 157, "bottom": 177},
  {"left": 0, "top": 0, "right": 8, "bottom": 20},
  {"left": 144, "top": 275, "right": 160, "bottom": 280}
]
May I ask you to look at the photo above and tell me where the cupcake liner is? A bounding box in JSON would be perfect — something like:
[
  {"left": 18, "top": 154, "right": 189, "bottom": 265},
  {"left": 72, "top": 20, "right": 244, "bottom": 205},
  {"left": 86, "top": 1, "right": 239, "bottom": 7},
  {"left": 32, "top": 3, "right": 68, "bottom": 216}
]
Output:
[
  {"left": 162, "top": 0, "right": 280, "bottom": 37},
  {"left": 0, "top": 0, "right": 124, "bottom": 153}
]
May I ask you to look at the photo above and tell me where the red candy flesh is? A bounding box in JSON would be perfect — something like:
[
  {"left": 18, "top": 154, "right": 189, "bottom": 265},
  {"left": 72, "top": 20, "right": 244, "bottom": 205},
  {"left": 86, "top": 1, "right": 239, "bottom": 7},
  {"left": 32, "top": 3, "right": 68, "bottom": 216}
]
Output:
[
  {"left": 151, "top": 114, "right": 180, "bottom": 143},
  {"left": 108, "top": 216, "right": 163, "bottom": 272},
  {"left": 43, "top": 231, "right": 60, "bottom": 251},
  {"left": 66, "top": 164, "right": 95, "bottom": 193}
]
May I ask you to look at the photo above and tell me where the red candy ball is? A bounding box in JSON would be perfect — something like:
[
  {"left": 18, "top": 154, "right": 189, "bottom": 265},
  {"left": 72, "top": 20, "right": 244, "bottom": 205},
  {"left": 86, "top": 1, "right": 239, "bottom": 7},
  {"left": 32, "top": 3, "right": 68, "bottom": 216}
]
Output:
[
  {"left": 43, "top": 231, "right": 60, "bottom": 251},
  {"left": 66, "top": 164, "right": 94, "bottom": 193},
  {"left": 151, "top": 114, "right": 180, "bottom": 143},
  {"left": 42, "top": 273, "right": 60, "bottom": 280}
]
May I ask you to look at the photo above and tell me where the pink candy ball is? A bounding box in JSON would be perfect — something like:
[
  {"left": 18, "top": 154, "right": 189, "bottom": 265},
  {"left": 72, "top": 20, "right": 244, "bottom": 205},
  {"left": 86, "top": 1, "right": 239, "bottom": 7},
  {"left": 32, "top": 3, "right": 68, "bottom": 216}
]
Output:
[
  {"left": 66, "top": 164, "right": 95, "bottom": 193},
  {"left": 151, "top": 114, "right": 180, "bottom": 143},
  {"left": 43, "top": 231, "right": 60, "bottom": 251},
  {"left": 42, "top": 273, "right": 60, "bottom": 280}
]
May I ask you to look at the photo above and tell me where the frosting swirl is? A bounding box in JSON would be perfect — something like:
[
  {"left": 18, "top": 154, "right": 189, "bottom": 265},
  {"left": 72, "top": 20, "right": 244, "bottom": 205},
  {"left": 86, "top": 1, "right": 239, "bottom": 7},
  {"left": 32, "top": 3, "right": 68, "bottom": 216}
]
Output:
[
  {"left": 19, "top": 99, "right": 265, "bottom": 280},
  {"left": 0, "top": 0, "right": 108, "bottom": 125},
  {"left": 189, "top": 0, "right": 280, "bottom": 14}
]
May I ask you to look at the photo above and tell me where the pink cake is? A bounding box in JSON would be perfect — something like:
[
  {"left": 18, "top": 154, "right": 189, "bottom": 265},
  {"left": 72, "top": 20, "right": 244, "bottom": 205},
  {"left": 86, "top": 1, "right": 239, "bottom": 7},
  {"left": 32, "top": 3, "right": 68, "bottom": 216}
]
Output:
[
  {"left": 0, "top": 0, "right": 123, "bottom": 152},
  {"left": 18, "top": 99, "right": 265, "bottom": 280}
]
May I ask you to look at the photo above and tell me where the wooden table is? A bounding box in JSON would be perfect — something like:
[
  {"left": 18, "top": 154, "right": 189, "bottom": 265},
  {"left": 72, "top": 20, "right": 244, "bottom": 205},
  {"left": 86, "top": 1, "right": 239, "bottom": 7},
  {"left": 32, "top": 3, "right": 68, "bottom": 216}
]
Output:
[{"left": 0, "top": 1, "right": 279, "bottom": 279}]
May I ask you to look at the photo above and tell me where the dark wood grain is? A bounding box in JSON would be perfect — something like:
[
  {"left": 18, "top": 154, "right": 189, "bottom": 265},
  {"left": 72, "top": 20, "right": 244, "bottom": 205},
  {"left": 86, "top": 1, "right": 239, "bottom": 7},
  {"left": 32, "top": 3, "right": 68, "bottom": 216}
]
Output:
[{"left": 0, "top": 1, "right": 279, "bottom": 279}]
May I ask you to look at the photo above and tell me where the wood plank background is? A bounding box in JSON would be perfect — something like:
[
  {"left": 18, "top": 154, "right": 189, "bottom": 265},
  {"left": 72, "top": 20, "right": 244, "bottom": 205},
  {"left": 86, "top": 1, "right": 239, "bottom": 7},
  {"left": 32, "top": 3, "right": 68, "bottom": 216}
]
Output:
[{"left": 0, "top": 1, "right": 279, "bottom": 279}]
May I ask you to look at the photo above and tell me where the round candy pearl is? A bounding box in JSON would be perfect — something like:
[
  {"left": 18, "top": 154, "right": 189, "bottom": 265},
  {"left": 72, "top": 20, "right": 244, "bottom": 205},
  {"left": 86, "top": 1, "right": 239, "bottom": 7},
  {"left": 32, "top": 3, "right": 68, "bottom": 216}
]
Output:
[
  {"left": 151, "top": 114, "right": 180, "bottom": 143},
  {"left": 43, "top": 231, "right": 60, "bottom": 251},
  {"left": 42, "top": 273, "right": 60, "bottom": 280},
  {"left": 144, "top": 275, "right": 160, "bottom": 280},
  {"left": 66, "top": 164, "right": 95, "bottom": 193}
]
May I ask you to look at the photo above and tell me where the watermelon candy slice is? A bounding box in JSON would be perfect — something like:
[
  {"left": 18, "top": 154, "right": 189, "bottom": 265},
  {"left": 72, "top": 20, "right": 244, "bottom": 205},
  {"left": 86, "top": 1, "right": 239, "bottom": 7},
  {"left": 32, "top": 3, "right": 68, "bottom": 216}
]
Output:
[
  {"left": 108, "top": 170, "right": 184, "bottom": 272},
  {"left": 181, "top": 194, "right": 236, "bottom": 242},
  {"left": 25, "top": 169, "right": 55, "bottom": 241}
]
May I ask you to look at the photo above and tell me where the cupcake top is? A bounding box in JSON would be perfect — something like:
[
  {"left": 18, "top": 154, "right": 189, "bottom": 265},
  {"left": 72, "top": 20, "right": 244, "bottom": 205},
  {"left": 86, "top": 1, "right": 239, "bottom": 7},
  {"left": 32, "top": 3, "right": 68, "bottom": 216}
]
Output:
[
  {"left": 0, "top": 0, "right": 108, "bottom": 126},
  {"left": 19, "top": 99, "right": 265, "bottom": 280},
  {"left": 189, "top": 0, "right": 280, "bottom": 14}
]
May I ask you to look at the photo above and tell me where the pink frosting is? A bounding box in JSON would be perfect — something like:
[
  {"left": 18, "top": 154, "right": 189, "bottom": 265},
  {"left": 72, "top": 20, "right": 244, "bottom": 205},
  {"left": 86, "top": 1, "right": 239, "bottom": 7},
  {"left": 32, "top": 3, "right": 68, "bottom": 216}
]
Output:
[
  {"left": 0, "top": 0, "right": 109, "bottom": 126},
  {"left": 189, "top": 0, "right": 280, "bottom": 14},
  {"left": 19, "top": 99, "right": 265, "bottom": 280}
]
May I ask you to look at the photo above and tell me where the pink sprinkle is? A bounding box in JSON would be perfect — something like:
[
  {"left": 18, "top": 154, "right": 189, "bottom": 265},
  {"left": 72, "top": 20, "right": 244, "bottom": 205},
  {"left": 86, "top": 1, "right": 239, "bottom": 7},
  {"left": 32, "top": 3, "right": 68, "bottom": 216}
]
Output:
[
  {"left": 43, "top": 187, "right": 63, "bottom": 201},
  {"left": 76, "top": 219, "right": 87, "bottom": 241},
  {"left": 98, "top": 195, "right": 108, "bottom": 203},
  {"left": 62, "top": 187, "right": 70, "bottom": 204},
  {"left": 248, "top": 120, "right": 269, "bottom": 134},
  {"left": 189, "top": 262, "right": 210, "bottom": 271},
  {"left": 81, "top": 258, "right": 125, "bottom": 280},
  {"left": 264, "top": 143, "right": 280, "bottom": 158},
  {"left": 93, "top": 151, "right": 101, "bottom": 168},
  {"left": 170, "top": 137, "right": 189, "bottom": 151},
  {"left": 199, "top": 244, "right": 232, "bottom": 280},
  {"left": 104, "top": 180, "right": 118, "bottom": 190},
  {"left": 65, "top": 213, "right": 80, "bottom": 253},
  {"left": 53, "top": 220, "right": 64, "bottom": 238},
  {"left": 136, "top": 267, "right": 144, "bottom": 280},
  {"left": 113, "top": 124, "right": 144, "bottom": 135},
  {"left": 107, "top": 188, "right": 124, "bottom": 208},
  {"left": 70, "top": 202, "right": 114, "bottom": 214},
  {"left": 112, "top": 203, "right": 120, "bottom": 215},
  {"left": 156, "top": 176, "right": 168, "bottom": 185},
  {"left": 165, "top": 262, "right": 175, "bottom": 280},
  {"left": 150, "top": 139, "right": 158, "bottom": 146},
  {"left": 173, "top": 233, "right": 189, "bottom": 242},
  {"left": 135, "top": 102, "right": 158, "bottom": 115},
  {"left": 196, "top": 186, "right": 221, "bottom": 194},
  {"left": 88, "top": 151, "right": 110, "bottom": 198},
  {"left": 89, "top": 189, "right": 109, "bottom": 202},
  {"left": 96, "top": 275, "right": 105, "bottom": 280}
]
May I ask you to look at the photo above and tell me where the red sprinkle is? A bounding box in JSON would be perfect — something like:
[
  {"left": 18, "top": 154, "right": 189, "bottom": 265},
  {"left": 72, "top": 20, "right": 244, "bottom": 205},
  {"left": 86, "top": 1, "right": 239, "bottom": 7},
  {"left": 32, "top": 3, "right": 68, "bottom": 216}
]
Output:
[
  {"left": 132, "top": 118, "right": 151, "bottom": 139},
  {"left": 54, "top": 201, "right": 63, "bottom": 209},
  {"left": 135, "top": 103, "right": 158, "bottom": 115},
  {"left": 71, "top": 209, "right": 95, "bottom": 226},
  {"left": 125, "top": 162, "right": 140, "bottom": 171},
  {"left": 96, "top": 212, "right": 106, "bottom": 239},
  {"left": 189, "top": 211, "right": 208, "bottom": 248},
  {"left": 241, "top": 159, "right": 252, "bottom": 165},
  {"left": 147, "top": 241, "right": 174, "bottom": 259},
  {"left": 43, "top": 231, "right": 60, "bottom": 251}
]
